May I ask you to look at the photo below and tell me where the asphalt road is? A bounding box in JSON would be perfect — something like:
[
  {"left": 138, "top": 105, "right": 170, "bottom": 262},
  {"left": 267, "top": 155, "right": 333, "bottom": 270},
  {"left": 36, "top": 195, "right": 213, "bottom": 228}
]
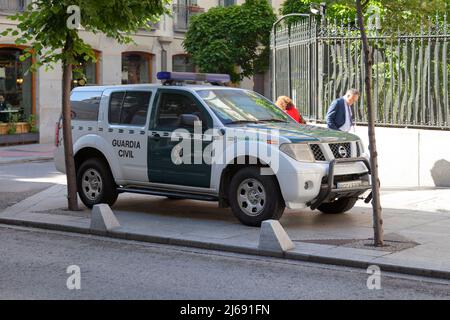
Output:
[
  {"left": 0, "top": 225, "right": 449, "bottom": 300},
  {"left": 0, "top": 161, "right": 64, "bottom": 211}
]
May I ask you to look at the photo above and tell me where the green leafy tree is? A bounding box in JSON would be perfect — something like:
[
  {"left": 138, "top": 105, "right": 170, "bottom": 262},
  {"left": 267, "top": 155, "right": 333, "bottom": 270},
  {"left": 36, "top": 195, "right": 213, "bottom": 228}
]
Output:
[
  {"left": 183, "top": 0, "right": 276, "bottom": 82},
  {"left": 353, "top": 0, "right": 445, "bottom": 247},
  {"left": 2, "top": 0, "right": 168, "bottom": 210},
  {"left": 279, "top": 0, "right": 447, "bottom": 247},
  {"left": 279, "top": 0, "right": 360, "bottom": 23},
  {"left": 280, "top": 0, "right": 448, "bottom": 31}
]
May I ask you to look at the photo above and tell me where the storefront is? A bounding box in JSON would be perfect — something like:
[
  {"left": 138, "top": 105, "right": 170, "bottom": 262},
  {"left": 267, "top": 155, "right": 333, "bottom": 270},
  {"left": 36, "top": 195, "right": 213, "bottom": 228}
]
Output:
[{"left": 0, "top": 45, "right": 37, "bottom": 145}]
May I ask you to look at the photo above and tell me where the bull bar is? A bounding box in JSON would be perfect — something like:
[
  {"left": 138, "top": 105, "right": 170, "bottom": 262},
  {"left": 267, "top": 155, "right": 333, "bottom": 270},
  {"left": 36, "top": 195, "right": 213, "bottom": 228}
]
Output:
[{"left": 308, "top": 157, "right": 373, "bottom": 210}]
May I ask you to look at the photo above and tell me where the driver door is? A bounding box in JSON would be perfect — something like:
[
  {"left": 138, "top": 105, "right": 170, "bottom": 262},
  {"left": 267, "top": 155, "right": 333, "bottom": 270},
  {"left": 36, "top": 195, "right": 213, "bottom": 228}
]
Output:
[{"left": 147, "top": 89, "right": 213, "bottom": 188}]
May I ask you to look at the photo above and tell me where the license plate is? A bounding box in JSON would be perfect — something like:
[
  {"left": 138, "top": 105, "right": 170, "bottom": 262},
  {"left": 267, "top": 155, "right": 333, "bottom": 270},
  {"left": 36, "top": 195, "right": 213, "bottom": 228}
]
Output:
[{"left": 337, "top": 180, "right": 364, "bottom": 189}]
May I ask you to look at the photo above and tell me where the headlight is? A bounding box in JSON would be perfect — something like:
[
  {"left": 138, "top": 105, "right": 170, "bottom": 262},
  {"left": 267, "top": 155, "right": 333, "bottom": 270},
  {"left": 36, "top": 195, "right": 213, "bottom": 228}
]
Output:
[
  {"left": 358, "top": 140, "right": 365, "bottom": 154},
  {"left": 279, "top": 143, "right": 315, "bottom": 162}
]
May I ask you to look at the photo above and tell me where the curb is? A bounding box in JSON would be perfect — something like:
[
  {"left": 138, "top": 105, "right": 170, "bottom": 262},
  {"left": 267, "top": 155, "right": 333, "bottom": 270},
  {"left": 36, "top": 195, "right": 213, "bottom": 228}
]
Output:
[
  {"left": 0, "top": 156, "right": 53, "bottom": 165},
  {"left": 1, "top": 216, "right": 450, "bottom": 281}
]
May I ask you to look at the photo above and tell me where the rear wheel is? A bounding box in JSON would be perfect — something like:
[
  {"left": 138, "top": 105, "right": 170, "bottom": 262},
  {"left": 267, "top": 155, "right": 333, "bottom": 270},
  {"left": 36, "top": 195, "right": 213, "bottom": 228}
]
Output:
[
  {"left": 76, "top": 158, "right": 118, "bottom": 208},
  {"left": 317, "top": 197, "right": 357, "bottom": 214},
  {"left": 228, "top": 167, "right": 285, "bottom": 227}
]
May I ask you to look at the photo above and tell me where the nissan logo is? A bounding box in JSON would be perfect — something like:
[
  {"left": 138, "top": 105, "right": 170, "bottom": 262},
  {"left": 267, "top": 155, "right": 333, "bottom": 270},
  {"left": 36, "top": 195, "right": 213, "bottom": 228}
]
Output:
[{"left": 338, "top": 146, "right": 348, "bottom": 158}]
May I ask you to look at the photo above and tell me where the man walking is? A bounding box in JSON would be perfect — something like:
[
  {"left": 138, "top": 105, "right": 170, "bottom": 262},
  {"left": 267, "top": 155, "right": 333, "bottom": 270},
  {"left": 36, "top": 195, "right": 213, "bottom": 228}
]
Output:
[{"left": 326, "top": 89, "right": 360, "bottom": 132}]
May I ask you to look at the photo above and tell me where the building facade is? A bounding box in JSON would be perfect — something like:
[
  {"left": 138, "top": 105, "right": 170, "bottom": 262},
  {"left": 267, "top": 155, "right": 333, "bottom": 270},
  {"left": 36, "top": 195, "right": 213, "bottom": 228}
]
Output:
[{"left": 0, "top": 0, "right": 284, "bottom": 145}]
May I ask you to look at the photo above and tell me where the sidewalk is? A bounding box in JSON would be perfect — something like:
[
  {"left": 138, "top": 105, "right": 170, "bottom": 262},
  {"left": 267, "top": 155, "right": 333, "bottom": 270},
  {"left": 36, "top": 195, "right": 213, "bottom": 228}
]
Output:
[
  {"left": 0, "top": 143, "right": 55, "bottom": 164},
  {"left": 1, "top": 182, "right": 449, "bottom": 280}
]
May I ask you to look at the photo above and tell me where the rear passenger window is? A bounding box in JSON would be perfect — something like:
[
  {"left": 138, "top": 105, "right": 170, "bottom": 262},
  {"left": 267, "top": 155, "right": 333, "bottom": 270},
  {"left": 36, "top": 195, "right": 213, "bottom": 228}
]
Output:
[
  {"left": 108, "top": 92, "right": 125, "bottom": 124},
  {"left": 108, "top": 91, "right": 151, "bottom": 126},
  {"left": 70, "top": 91, "right": 101, "bottom": 121},
  {"left": 121, "top": 91, "right": 152, "bottom": 125}
]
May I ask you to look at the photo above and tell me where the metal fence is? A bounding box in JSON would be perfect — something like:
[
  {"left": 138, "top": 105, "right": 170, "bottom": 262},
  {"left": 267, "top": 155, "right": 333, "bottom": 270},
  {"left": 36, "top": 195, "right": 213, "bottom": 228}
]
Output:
[{"left": 271, "top": 14, "right": 449, "bottom": 129}]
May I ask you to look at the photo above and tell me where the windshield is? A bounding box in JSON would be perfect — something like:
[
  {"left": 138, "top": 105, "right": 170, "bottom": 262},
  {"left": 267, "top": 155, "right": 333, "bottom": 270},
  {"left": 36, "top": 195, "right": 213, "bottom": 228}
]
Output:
[{"left": 196, "top": 89, "right": 292, "bottom": 124}]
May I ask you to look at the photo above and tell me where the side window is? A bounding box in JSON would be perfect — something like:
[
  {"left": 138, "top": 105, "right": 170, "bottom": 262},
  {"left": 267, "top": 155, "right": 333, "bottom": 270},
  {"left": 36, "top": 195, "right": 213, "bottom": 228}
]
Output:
[
  {"left": 108, "top": 91, "right": 151, "bottom": 126},
  {"left": 108, "top": 92, "right": 125, "bottom": 124},
  {"left": 70, "top": 91, "right": 101, "bottom": 121},
  {"left": 121, "top": 91, "right": 152, "bottom": 125},
  {"left": 155, "top": 92, "right": 206, "bottom": 130}
]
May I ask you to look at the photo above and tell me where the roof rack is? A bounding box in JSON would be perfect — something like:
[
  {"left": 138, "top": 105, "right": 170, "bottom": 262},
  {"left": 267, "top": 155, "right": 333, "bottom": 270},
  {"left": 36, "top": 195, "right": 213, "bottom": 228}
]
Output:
[{"left": 156, "top": 72, "right": 231, "bottom": 86}]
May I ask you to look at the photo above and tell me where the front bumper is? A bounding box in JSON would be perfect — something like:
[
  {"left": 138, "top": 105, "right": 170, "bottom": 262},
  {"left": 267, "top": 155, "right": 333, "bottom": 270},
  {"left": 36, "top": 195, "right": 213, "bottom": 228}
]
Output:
[
  {"left": 276, "top": 156, "right": 371, "bottom": 209},
  {"left": 307, "top": 157, "right": 372, "bottom": 210}
]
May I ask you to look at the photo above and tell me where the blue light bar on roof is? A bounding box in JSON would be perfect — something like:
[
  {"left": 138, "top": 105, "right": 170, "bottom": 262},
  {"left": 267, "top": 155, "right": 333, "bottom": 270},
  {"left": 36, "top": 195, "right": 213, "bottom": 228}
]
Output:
[{"left": 157, "top": 72, "right": 230, "bottom": 83}]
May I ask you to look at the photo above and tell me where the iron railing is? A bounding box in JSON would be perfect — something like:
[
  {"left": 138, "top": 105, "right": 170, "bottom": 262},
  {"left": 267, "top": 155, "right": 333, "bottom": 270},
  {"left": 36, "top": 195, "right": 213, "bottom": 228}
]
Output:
[
  {"left": 173, "top": 2, "right": 204, "bottom": 32},
  {"left": 271, "top": 14, "right": 449, "bottom": 129}
]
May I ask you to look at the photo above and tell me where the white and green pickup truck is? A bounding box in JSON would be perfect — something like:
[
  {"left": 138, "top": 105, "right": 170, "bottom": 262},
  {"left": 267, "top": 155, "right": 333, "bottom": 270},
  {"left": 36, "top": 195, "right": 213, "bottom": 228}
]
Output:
[{"left": 55, "top": 72, "right": 371, "bottom": 226}]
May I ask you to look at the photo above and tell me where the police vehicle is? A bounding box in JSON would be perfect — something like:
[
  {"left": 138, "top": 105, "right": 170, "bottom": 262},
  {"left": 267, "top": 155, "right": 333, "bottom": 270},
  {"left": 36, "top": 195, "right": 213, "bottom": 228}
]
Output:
[{"left": 54, "top": 72, "right": 372, "bottom": 226}]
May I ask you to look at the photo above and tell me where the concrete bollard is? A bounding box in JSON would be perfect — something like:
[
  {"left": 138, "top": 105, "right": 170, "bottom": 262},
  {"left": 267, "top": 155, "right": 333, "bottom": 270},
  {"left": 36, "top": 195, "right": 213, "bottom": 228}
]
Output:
[
  {"left": 90, "top": 204, "right": 120, "bottom": 232},
  {"left": 258, "top": 220, "right": 295, "bottom": 254}
]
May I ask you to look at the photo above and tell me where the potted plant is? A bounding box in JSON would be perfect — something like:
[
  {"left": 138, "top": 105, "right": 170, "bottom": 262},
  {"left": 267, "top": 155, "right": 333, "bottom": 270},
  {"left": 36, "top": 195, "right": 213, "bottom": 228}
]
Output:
[
  {"left": 27, "top": 114, "right": 38, "bottom": 133},
  {"left": 7, "top": 114, "right": 18, "bottom": 135}
]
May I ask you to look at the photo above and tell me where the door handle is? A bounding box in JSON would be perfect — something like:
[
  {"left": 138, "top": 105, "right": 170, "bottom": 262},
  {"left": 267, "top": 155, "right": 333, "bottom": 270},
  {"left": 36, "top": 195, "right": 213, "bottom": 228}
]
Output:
[{"left": 150, "top": 132, "right": 161, "bottom": 141}]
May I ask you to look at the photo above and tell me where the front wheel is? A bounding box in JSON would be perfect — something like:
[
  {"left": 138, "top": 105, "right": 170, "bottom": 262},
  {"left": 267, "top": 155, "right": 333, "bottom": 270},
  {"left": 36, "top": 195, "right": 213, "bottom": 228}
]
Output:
[
  {"left": 317, "top": 197, "right": 357, "bottom": 214},
  {"left": 76, "top": 158, "right": 118, "bottom": 208},
  {"left": 228, "top": 167, "right": 285, "bottom": 227}
]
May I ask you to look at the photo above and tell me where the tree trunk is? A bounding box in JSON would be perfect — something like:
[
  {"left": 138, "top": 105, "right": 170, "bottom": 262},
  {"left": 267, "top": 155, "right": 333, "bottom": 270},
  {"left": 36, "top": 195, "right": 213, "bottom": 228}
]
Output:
[
  {"left": 356, "top": 0, "right": 384, "bottom": 246},
  {"left": 62, "top": 36, "right": 79, "bottom": 211}
]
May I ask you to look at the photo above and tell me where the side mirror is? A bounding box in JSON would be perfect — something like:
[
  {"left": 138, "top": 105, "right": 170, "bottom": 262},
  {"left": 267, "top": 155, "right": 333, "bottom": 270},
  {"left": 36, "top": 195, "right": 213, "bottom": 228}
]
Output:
[{"left": 179, "top": 113, "right": 201, "bottom": 127}]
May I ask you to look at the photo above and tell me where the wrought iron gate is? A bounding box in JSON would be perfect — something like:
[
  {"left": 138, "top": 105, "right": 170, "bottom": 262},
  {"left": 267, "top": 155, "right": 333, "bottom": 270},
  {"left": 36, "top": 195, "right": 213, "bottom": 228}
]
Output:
[{"left": 271, "top": 14, "right": 449, "bottom": 129}]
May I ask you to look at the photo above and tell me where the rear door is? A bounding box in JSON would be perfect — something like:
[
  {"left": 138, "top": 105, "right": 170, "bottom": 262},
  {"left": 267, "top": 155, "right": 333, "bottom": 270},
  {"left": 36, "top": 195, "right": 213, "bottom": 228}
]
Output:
[
  {"left": 147, "top": 89, "right": 213, "bottom": 188},
  {"left": 100, "top": 89, "right": 153, "bottom": 183}
]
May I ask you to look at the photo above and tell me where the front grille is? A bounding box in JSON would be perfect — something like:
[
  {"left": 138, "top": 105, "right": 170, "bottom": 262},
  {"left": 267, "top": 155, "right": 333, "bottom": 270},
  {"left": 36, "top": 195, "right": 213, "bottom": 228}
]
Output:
[
  {"left": 310, "top": 144, "right": 326, "bottom": 161},
  {"left": 329, "top": 143, "right": 351, "bottom": 159}
]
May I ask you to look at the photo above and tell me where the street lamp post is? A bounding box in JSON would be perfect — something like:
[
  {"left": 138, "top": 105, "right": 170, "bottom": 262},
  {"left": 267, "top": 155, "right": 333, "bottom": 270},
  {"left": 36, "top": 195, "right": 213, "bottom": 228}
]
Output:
[{"left": 310, "top": 2, "right": 327, "bottom": 17}]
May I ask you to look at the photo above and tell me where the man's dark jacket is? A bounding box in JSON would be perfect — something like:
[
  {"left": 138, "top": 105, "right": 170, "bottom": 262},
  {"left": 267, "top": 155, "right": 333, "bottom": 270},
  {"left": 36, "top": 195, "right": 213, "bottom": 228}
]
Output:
[{"left": 326, "top": 97, "right": 353, "bottom": 130}]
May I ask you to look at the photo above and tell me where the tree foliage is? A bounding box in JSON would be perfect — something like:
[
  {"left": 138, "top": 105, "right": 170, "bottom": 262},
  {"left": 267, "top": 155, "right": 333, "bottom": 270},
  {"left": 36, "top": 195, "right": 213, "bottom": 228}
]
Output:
[
  {"left": 279, "top": 0, "right": 359, "bottom": 23},
  {"left": 183, "top": 0, "right": 276, "bottom": 82},
  {"left": 1, "top": 0, "right": 169, "bottom": 211},
  {"left": 280, "top": 0, "right": 448, "bottom": 32}
]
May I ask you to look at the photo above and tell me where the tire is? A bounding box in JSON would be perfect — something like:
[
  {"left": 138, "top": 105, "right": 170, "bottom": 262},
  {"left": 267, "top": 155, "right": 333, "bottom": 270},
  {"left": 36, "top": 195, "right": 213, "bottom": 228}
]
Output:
[
  {"left": 228, "top": 167, "right": 285, "bottom": 227},
  {"left": 317, "top": 197, "right": 357, "bottom": 214},
  {"left": 76, "top": 158, "right": 118, "bottom": 208}
]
